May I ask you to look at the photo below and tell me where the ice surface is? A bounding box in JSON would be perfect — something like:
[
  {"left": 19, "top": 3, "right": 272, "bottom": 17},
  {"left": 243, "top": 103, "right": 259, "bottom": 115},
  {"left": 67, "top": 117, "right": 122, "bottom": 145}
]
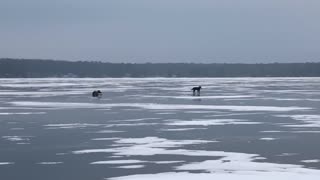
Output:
[
  {"left": 10, "top": 101, "right": 311, "bottom": 112},
  {"left": 136, "top": 95, "right": 258, "bottom": 99},
  {"left": 10, "top": 128, "right": 25, "bottom": 130},
  {"left": 1, "top": 78, "right": 320, "bottom": 180},
  {"left": 0, "top": 91, "right": 85, "bottom": 97}
]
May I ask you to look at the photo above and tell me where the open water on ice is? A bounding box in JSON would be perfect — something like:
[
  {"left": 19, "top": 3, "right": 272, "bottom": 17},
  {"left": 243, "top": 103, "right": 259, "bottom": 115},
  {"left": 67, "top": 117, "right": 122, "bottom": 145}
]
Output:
[{"left": 0, "top": 78, "right": 320, "bottom": 180}]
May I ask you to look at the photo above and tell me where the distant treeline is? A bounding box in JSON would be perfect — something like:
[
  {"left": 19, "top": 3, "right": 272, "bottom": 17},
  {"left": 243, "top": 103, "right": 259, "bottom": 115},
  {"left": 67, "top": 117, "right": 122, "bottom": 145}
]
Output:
[{"left": 0, "top": 58, "right": 320, "bottom": 77}]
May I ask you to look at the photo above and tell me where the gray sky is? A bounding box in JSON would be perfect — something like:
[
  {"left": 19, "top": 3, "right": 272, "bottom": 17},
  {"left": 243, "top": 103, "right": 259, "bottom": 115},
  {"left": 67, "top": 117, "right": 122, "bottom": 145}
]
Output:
[{"left": 1, "top": 0, "right": 320, "bottom": 63}]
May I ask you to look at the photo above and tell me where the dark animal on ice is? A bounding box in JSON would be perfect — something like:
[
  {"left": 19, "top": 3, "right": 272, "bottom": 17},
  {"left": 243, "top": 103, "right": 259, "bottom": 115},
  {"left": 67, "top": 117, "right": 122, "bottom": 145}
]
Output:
[
  {"left": 191, "top": 86, "right": 202, "bottom": 96},
  {"left": 92, "top": 90, "right": 102, "bottom": 98}
]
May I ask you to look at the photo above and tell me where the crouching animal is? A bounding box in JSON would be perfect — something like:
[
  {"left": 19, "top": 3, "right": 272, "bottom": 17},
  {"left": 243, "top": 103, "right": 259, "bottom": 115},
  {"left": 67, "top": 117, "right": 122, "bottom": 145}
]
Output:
[{"left": 92, "top": 90, "right": 102, "bottom": 98}]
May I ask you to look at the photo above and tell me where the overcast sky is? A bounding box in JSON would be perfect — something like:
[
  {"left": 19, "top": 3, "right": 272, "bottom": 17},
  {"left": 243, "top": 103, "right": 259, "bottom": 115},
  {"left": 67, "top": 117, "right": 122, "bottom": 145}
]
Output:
[{"left": 1, "top": 0, "right": 320, "bottom": 63}]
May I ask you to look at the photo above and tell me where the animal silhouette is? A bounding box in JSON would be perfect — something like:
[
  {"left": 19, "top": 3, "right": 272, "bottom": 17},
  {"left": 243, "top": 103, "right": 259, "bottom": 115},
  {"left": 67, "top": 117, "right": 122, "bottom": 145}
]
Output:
[
  {"left": 92, "top": 90, "right": 102, "bottom": 98},
  {"left": 191, "top": 86, "right": 202, "bottom": 96}
]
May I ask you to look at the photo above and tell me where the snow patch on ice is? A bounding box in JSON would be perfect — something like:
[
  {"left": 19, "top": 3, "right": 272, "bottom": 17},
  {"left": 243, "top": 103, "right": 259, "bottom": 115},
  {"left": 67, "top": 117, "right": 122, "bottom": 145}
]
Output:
[
  {"left": 17, "top": 142, "right": 30, "bottom": 145},
  {"left": 108, "top": 171, "right": 320, "bottom": 180},
  {"left": 114, "top": 137, "right": 215, "bottom": 148},
  {"left": 205, "top": 112, "right": 264, "bottom": 117},
  {"left": 301, "top": 159, "right": 320, "bottom": 163},
  {"left": 0, "top": 112, "right": 46, "bottom": 115},
  {"left": 116, "top": 165, "right": 145, "bottom": 169},
  {"left": 92, "top": 138, "right": 121, "bottom": 141},
  {"left": 160, "top": 128, "right": 207, "bottom": 131},
  {"left": 166, "top": 119, "right": 261, "bottom": 126},
  {"left": 185, "top": 111, "right": 219, "bottom": 114},
  {"left": 2, "top": 136, "right": 31, "bottom": 142},
  {"left": 277, "top": 153, "right": 298, "bottom": 157},
  {"left": 44, "top": 123, "right": 106, "bottom": 129},
  {"left": 293, "top": 131, "right": 320, "bottom": 133},
  {"left": 156, "top": 112, "right": 176, "bottom": 115},
  {"left": 0, "top": 162, "right": 14, "bottom": 165},
  {"left": 73, "top": 135, "right": 320, "bottom": 179},
  {"left": 259, "top": 138, "right": 277, "bottom": 141},
  {"left": 154, "top": 161, "right": 185, "bottom": 164},
  {"left": 73, "top": 137, "right": 217, "bottom": 155},
  {"left": 137, "top": 95, "right": 257, "bottom": 99},
  {"left": 10, "top": 128, "right": 25, "bottom": 130},
  {"left": 37, "top": 162, "right": 63, "bottom": 165},
  {"left": 90, "top": 160, "right": 145, "bottom": 164},
  {"left": 111, "top": 118, "right": 160, "bottom": 122},
  {"left": 277, "top": 115, "right": 320, "bottom": 128},
  {"left": 105, "top": 123, "right": 159, "bottom": 127},
  {"left": 176, "top": 158, "right": 304, "bottom": 173},
  {"left": 260, "top": 131, "right": 284, "bottom": 133},
  {"left": 95, "top": 130, "right": 125, "bottom": 133}
]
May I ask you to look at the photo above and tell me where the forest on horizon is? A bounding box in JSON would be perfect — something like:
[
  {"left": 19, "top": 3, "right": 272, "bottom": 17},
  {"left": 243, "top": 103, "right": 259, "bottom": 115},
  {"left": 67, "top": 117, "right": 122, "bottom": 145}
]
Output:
[{"left": 0, "top": 58, "right": 320, "bottom": 78}]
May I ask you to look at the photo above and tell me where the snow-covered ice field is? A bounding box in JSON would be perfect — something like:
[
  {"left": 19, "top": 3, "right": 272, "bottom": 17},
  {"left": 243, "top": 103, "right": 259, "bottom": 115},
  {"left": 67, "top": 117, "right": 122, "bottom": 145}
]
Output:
[{"left": 0, "top": 78, "right": 320, "bottom": 180}]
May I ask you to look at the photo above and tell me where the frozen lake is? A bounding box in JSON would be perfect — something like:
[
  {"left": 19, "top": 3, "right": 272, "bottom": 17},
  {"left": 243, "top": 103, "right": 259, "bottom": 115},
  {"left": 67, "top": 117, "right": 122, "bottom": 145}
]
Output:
[{"left": 1, "top": 78, "right": 320, "bottom": 180}]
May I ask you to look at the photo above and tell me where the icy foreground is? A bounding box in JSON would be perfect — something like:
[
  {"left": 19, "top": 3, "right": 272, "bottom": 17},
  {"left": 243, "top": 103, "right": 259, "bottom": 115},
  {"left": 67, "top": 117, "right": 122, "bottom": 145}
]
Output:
[
  {"left": 0, "top": 78, "right": 320, "bottom": 180},
  {"left": 109, "top": 171, "right": 320, "bottom": 180},
  {"left": 73, "top": 136, "right": 320, "bottom": 179}
]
